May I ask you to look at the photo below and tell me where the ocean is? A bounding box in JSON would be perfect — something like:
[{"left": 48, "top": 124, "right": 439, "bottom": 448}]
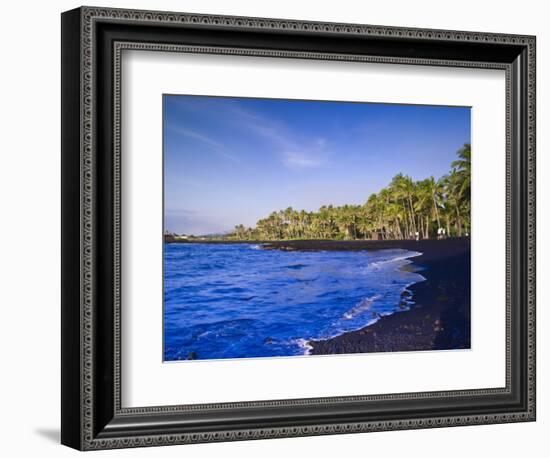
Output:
[{"left": 163, "top": 243, "right": 425, "bottom": 361}]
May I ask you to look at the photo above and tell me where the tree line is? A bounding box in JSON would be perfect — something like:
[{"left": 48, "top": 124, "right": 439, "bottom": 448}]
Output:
[{"left": 228, "top": 144, "right": 471, "bottom": 241}]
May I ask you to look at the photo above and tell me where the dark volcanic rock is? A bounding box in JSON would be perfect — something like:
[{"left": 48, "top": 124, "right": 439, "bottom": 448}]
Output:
[{"left": 292, "top": 238, "right": 472, "bottom": 355}]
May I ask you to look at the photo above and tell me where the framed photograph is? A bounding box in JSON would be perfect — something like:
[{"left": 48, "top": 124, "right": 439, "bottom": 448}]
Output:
[{"left": 61, "top": 6, "right": 536, "bottom": 450}]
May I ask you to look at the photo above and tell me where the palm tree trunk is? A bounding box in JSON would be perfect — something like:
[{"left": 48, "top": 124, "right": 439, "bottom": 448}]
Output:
[
  {"left": 425, "top": 215, "right": 430, "bottom": 239},
  {"left": 402, "top": 202, "right": 409, "bottom": 237},
  {"left": 408, "top": 195, "right": 417, "bottom": 233},
  {"left": 432, "top": 192, "right": 441, "bottom": 229},
  {"left": 455, "top": 205, "right": 463, "bottom": 236},
  {"left": 395, "top": 221, "right": 403, "bottom": 239}
]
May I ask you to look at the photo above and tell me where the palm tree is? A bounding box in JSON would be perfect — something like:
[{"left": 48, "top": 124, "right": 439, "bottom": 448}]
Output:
[
  {"left": 234, "top": 224, "right": 247, "bottom": 239},
  {"left": 442, "top": 169, "right": 464, "bottom": 236},
  {"left": 390, "top": 173, "right": 417, "bottom": 236},
  {"left": 426, "top": 176, "right": 443, "bottom": 231},
  {"left": 228, "top": 144, "right": 471, "bottom": 242},
  {"left": 451, "top": 143, "right": 471, "bottom": 199},
  {"left": 357, "top": 217, "right": 372, "bottom": 239},
  {"left": 415, "top": 179, "right": 434, "bottom": 238}
]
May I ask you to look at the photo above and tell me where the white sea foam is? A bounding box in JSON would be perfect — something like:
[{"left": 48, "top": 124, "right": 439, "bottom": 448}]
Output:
[
  {"left": 294, "top": 338, "right": 314, "bottom": 355},
  {"left": 342, "top": 295, "right": 381, "bottom": 319},
  {"left": 367, "top": 250, "right": 423, "bottom": 271},
  {"left": 166, "top": 244, "right": 428, "bottom": 360},
  {"left": 318, "top": 317, "right": 381, "bottom": 343}
]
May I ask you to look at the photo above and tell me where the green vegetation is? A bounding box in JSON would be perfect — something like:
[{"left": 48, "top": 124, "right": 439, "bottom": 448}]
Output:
[{"left": 227, "top": 144, "right": 471, "bottom": 241}]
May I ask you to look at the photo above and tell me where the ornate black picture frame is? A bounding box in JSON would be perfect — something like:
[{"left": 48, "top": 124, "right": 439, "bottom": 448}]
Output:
[{"left": 61, "top": 6, "right": 536, "bottom": 450}]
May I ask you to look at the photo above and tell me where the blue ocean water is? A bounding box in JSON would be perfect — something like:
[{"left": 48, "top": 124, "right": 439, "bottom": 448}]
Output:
[{"left": 163, "top": 244, "right": 425, "bottom": 361}]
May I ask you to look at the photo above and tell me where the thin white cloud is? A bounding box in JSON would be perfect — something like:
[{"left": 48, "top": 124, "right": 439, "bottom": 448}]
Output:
[
  {"left": 168, "top": 125, "right": 222, "bottom": 148},
  {"left": 316, "top": 138, "right": 327, "bottom": 148},
  {"left": 225, "top": 105, "right": 330, "bottom": 169},
  {"left": 167, "top": 97, "right": 331, "bottom": 169},
  {"left": 282, "top": 151, "right": 326, "bottom": 169},
  {"left": 167, "top": 124, "right": 240, "bottom": 163}
]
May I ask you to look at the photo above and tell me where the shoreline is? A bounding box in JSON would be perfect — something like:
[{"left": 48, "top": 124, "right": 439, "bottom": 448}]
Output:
[
  {"left": 259, "top": 237, "right": 468, "bottom": 256},
  {"left": 166, "top": 237, "right": 468, "bottom": 252},
  {"left": 305, "top": 238, "right": 471, "bottom": 354},
  {"left": 166, "top": 237, "right": 471, "bottom": 355}
]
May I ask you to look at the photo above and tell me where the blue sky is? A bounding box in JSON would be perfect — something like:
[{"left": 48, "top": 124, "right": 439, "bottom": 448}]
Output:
[{"left": 164, "top": 95, "right": 470, "bottom": 235}]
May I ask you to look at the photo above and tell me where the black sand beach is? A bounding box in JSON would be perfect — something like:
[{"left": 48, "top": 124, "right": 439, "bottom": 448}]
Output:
[{"left": 264, "top": 238, "right": 471, "bottom": 354}]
